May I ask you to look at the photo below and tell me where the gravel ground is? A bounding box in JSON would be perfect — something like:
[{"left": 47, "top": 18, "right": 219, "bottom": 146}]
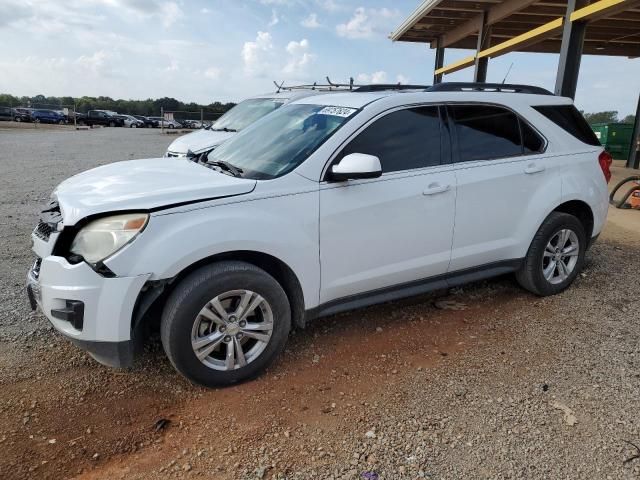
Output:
[{"left": 0, "top": 128, "right": 639, "bottom": 479}]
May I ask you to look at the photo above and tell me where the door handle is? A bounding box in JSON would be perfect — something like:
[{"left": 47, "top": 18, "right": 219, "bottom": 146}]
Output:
[
  {"left": 423, "top": 183, "right": 451, "bottom": 195},
  {"left": 524, "top": 164, "right": 545, "bottom": 174}
]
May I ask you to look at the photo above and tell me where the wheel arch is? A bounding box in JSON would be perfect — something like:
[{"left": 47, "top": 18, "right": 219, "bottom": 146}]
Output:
[
  {"left": 132, "top": 250, "right": 307, "bottom": 340},
  {"left": 551, "top": 199, "right": 594, "bottom": 241}
]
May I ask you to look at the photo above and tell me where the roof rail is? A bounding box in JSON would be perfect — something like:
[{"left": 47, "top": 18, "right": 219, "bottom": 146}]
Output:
[
  {"left": 354, "top": 84, "right": 432, "bottom": 92},
  {"left": 426, "top": 82, "right": 553, "bottom": 95},
  {"left": 273, "top": 77, "right": 432, "bottom": 93}
]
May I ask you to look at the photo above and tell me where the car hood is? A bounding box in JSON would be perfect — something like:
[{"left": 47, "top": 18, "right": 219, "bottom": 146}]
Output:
[
  {"left": 167, "top": 129, "right": 236, "bottom": 155},
  {"left": 53, "top": 157, "right": 256, "bottom": 225}
]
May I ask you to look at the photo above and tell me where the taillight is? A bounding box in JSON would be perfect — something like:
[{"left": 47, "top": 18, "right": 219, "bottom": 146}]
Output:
[{"left": 598, "top": 150, "right": 612, "bottom": 183}]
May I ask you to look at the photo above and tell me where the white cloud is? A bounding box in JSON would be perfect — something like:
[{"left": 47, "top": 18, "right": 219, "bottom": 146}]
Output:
[
  {"left": 268, "top": 9, "right": 279, "bottom": 27},
  {"left": 242, "top": 31, "right": 274, "bottom": 75},
  {"left": 201, "top": 7, "right": 211, "bottom": 14},
  {"left": 259, "top": 0, "right": 294, "bottom": 4},
  {"left": 204, "top": 67, "right": 221, "bottom": 80},
  {"left": 157, "top": 2, "right": 183, "bottom": 28},
  {"left": 75, "top": 50, "right": 114, "bottom": 75},
  {"left": 164, "top": 58, "right": 179, "bottom": 72},
  {"left": 283, "top": 39, "right": 315, "bottom": 74},
  {"left": 357, "top": 71, "right": 388, "bottom": 84},
  {"left": 336, "top": 7, "right": 400, "bottom": 39},
  {"left": 316, "top": 0, "right": 343, "bottom": 12},
  {"left": 396, "top": 74, "right": 410, "bottom": 84},
  {"left": 301, "top": 13, "right": 321, "bottom": 28}
]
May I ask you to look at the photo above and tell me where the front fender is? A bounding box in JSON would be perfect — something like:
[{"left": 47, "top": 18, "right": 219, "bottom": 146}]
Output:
[{"left": 104, "top": 190, "right": 321, "bottom": 309}]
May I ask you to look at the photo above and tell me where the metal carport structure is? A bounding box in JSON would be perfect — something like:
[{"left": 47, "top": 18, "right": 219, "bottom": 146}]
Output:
[{"left": 390, "top": 0, "right": 640, "bottom": 167}]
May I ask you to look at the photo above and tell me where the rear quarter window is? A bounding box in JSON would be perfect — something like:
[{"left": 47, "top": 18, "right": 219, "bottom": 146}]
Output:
[{"left": 533, "top": 104, "right": 600, "bottom": 146}]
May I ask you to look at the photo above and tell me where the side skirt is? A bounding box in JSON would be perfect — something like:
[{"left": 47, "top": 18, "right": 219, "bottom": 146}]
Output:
[{"left": 305, "top": 259, "right": 523, "bottom": 323}]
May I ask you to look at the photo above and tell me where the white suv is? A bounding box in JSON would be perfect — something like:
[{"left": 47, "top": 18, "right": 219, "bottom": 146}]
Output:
[
  {"left": 165, "top": 89, "right": 324, "bottom": 158},
  {"left": 27, "top": 83, "right": 611, "bottom": 387}
]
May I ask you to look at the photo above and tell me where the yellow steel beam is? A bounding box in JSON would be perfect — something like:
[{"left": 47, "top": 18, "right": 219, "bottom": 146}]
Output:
[
  {"left": 570, "top": 0, "right": 636, "bottom": 22},
  {"left": 434, "top": 55, "right": 476, "bottom": 75},
  {"left": 477, "top": 18, "right": 564, "bottom": 58},
  {"left": 435, "top": 18, "right": 563, "bottom": 75}
]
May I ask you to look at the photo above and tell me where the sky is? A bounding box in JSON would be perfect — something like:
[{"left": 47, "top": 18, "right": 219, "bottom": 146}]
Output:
[{"left": 0, "top": 0, "right": 638, "bottom": 115}]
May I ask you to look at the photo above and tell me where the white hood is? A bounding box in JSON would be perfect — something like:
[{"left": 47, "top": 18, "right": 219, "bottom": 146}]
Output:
[
  {"left": 54, "top": 158, "right": 256, "bottom": 225},
  {"left": 166, "top": 129, "right": 236, "bottom": 155}
]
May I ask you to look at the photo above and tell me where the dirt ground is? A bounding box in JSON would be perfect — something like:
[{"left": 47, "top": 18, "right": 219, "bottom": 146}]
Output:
[{"left": 0, "top": 128, "right": 639, "bottom": 479}]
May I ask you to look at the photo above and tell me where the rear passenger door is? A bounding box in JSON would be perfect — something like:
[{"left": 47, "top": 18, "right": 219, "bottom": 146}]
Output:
[
  {"left": 319, "top": 105, "right": 456, "bottom": 303},
  {"left": 447, "top": 104, "right": 560, "bottom": 272}
]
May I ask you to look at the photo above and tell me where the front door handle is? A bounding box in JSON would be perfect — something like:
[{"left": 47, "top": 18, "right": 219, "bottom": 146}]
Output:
[
  {"left": 524, "top": 164, "right": 545, "bottom": 174},
  {"left": 423, "top": 183, "right": 451, "bottom": 195}
]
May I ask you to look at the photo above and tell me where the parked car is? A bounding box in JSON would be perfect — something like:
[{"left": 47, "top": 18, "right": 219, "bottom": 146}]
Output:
[
  {"left": 68, "top": 112, "right": 86, "bottom": 124},
  {"left": 27, "top": 83, "right": 610, "bottom": 387},
  {"left": 181, "top": 120, "right": 205, "bottom": 129},
  {"left": 31, "top": 109, "right": 66, "bottom": 124},
  {"left": 120, "top": 115, "right": 145, "bottom": 128},
  {"left": 78, "top": 110, "right": 125, "bottom": 127},
  {"left": 148, "top": 117, "right": 182, "bottom": 129},
  {"left": 0, "top": 106, "right": 12, "bottom": 121},
  {"left": 165, "top": 90, "right": 321, "bottom": 158},
  {"left": 132, "top": 115, "right": 156, "bottom": 128},
  {"left": 12, "top": 107, "right": 33, "bottom": 122}
]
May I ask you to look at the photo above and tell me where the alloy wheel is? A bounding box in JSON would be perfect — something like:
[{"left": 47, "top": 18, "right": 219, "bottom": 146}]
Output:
[
  {"left": 191, "top": 289, "right": 274, "bottom": 371},
  {"left": 542, "top": 229, "right": 580, "bottom": 284}
]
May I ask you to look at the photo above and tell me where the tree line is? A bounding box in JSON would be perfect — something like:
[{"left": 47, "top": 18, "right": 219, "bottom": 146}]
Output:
[
  {"left": 0, "top": 93, "right": 236, "bottom": 117},
  {"left": 581, "top": 110, "right": 635, "bottom": 125}
]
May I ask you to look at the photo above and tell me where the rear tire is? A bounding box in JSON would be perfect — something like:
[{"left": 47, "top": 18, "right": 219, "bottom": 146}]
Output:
[
  {"left": 161, "top": 261, "right": 291, "bottom": 387},
  {"left": 516, "top": 212, "right": 586, "bottom": 296}
]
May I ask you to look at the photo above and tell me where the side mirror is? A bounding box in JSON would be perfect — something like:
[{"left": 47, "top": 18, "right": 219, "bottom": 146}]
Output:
[{"left": 330, "top": 153, "right": 382, "bottom": 182}]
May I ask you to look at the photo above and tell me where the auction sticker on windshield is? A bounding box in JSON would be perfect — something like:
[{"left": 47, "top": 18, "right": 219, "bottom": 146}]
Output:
[{"left": 318, "top": 106, "right": 357, "bottom": 117}]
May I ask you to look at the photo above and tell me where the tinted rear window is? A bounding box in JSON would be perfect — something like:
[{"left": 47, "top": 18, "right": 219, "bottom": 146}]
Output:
[
  {"left": 450, "top": 105, "right": 522, "bottom": 162},
  {"left": 533, "top": 104, "right": 600, "bottom": 146}
]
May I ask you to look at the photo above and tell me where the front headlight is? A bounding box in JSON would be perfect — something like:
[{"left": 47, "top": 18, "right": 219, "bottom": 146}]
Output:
[{"left": 70, "top": 213, "right": 148, "bottom": 264}]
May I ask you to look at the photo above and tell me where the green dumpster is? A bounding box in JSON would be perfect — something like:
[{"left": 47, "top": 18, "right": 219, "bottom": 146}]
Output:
[{"left": 591, "top": 122, "right": 634, "bottom": 160}]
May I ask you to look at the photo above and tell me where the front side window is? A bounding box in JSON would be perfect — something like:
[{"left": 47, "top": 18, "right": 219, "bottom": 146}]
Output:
[
  {"left": 339, "top": 106, "right": 442, "bottom": 173},
  {"left": 206, "top": 104, "right": 356, "bottom": 179},
  {"left": 212, "top": 98, "right": 286, "bottom": 132}
]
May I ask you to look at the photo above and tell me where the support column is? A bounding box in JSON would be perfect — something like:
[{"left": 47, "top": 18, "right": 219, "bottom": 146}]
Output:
[
  {"left": 554, "top": 0, "right": 588, "bottom": 98},
  {"left": 474, "top": 12, "right": 491, "bottom": 83},
  {"left": 433, "top": 37, "right": 445, "bottom": 85},
  {"left": 627, "top": 93, "right": 640, "bottom": 169}
]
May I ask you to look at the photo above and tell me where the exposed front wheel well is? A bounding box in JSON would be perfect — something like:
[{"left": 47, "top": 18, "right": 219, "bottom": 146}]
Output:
[
  {"left": 552, "top": 200, "right": 594, "bottom": 241},
  {"left": 133, "top": 251, "right": 306, "bottom": 341}
]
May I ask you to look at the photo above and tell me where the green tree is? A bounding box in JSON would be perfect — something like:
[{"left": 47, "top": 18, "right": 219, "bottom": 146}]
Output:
[
  {"left": 622, "top": 114, "right": 636, "bottom": 124},
  {"left": 583, "top": 111, "right": 619, "bottom": 124}
]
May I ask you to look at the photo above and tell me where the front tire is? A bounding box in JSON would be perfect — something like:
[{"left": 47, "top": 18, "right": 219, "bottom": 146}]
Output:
[
  {"left": 516, "top": 212, "right": 586, "bottom": 296},
  {"left": 161, "top": 261, "right": 291, "bottom": 387}
]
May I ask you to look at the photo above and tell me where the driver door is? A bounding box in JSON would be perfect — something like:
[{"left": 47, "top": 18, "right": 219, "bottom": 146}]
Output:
[{"left": 319, "top": 105, "right": 456, "bottom": 305}]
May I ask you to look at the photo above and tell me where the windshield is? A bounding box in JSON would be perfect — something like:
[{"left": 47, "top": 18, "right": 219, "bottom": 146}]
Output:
[
  {"left": 206, "top": 104, "right": 357, "bottom": 179},
  {"left": 212, "top": 98, "right": 285, "bottom": 131}
]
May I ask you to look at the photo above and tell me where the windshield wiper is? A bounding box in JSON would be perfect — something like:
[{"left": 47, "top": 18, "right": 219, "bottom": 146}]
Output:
[
  {"left": 206, "top": 159, "right": 243, "bottom": 177},
  {"left": 210, "top": 127, "right": 237, "bottom": 132}
]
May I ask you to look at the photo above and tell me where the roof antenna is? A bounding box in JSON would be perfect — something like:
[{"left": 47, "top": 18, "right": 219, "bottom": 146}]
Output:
[
  {"left": 501, "top": 63, "right": 514, "bottom": 84},
  {"left": 273, "top": 80, "right": 285, "bottom": 93}
]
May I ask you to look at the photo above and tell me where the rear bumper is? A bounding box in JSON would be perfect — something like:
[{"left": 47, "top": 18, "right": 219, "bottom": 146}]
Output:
[{"left": 27, "top": 256, "right": 150, "bottom": 366}]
